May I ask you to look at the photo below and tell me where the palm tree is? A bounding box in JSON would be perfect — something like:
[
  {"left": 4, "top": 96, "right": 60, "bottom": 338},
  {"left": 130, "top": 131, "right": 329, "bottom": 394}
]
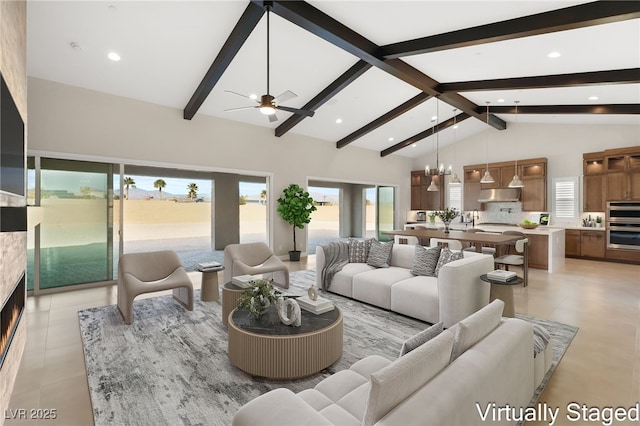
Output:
[
  {"left": 187, "top": 183, "right": 198, "bottom": 200},
  {"left": 260, "top": 189, "right": 267, "bottom": 205},
  {"left": 123, "top": 177, "right": 135, "bottom": 200},
  {"left": 154, "top": 179, "right": 166, "bottom": 199}
]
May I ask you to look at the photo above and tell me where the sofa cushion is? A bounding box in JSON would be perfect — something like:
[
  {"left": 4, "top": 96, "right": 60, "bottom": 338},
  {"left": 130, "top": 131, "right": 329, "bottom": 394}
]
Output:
[
  {"left": 399, "top": 321, "right": 444, "bottom": 356},
  {"left": 349, "top": 238, "right": 373, "bottom": 263},
  {"left": 367, "top": 240, "right": 394, "bottom": 268},
  {"left": 353, "top": 267, "right": 414, "bottom": 309},
  {"left": 315, "top": 369, "right": 368, "bottom": 403},
  {"left": 362, "top": 330, "right": 454, "bottom": 426},
  {"left": 411, "top": 245, "right": 441, "bottom": 277},
  {"left": 450, "top": 299, "right": 505, "bottom": 362},
  {"left": 390, "top": 276, "right": 440, "bottom": 324},
  {"left": 389, "top": 243, "right": 416, "bottom": 270},
  {"left": 434, "top": 248, "right": 464, "bottom": 276},
  {"left": 329, "top": 263, "right": 376, "bottom": 298}
]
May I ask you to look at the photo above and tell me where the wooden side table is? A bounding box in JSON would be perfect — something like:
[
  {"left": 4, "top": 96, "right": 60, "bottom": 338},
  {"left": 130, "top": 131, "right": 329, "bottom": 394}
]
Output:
[
  {"left": 480, "top": 274, "right": 524, "bottom": 318},
  {"left": 222, "top": 282, "right": 245, "bottom": 327},
  {"left": 198, "top": 266, "right": 224, "bottom": 302}
]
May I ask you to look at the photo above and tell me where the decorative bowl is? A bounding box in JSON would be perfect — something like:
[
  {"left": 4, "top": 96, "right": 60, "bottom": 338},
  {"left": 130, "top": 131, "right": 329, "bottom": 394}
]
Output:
[{"left": 518, "top": 223, "right": 539, "bottom": 229}]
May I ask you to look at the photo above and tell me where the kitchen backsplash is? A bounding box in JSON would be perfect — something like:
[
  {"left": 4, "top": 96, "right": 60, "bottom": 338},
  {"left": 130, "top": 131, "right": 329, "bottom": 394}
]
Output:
[{"left": 474, "top": 202, "right": 543, "bottom": 225}]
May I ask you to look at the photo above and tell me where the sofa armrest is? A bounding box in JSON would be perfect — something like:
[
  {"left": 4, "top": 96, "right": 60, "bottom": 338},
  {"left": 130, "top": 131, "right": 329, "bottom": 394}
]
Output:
[
  {"left": 232, "top": 388, "right": 333, "bottom": 426},
  {"left": 316, "top": 245, "right": 326, "bottom": 289},
  {"left": 437, "top": 254, "right": 493, "bottom": 328}
]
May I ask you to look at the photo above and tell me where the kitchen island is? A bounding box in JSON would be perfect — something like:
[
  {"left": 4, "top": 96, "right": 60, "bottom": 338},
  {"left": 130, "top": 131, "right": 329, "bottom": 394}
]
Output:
[{"left": 450, "top": 224, "right": 565, "bottom": 272}]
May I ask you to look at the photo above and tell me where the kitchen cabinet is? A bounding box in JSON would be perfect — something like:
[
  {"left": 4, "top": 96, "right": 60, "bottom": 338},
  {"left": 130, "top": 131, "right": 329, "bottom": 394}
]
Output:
[
  {"left": 581, "top": 231, "right": 605, "bottom": 259},
  {"left": 605, "top": 148, "right": 640, "bottom": 201},
  {"left": 583, "top": 152, "right": 605, "bottom": 211},
  {"left": 463, "top": 158, "right": 547, "bottom": 212},
  {"left": 524, "top": 233, "right": 548, "bottom": 270},
  {"left": 410, "top": 170, "right": 444, "bottom": 210},
  {"left": 565, "top": 230, "right": 581, "bottom": 257}
]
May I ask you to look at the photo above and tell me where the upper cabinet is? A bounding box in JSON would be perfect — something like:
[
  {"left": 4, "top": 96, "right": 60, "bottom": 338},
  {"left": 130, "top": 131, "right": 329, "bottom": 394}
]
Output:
[
  {"left": 604, "top": 147, "right": 640, "bottom": 201},
  {"left": 410, "top": 170, "right": 444, "bottom": 210},
  {"left": 463, "top": 158, "right": 547, "bottom": 211},
  {"left": 583, "top": 151, "right": 605, "bottom": 212}
]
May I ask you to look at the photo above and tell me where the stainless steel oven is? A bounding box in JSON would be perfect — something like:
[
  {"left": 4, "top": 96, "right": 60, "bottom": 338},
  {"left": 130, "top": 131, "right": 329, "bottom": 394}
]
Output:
[{"left": 607, "top": 201, "right": 640, "bottom": 251}]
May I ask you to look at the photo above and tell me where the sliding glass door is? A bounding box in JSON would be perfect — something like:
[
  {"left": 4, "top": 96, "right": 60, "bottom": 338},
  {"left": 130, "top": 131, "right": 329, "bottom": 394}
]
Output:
[{"left": 377, "top": 186, "right": 395, "bottom": 242}]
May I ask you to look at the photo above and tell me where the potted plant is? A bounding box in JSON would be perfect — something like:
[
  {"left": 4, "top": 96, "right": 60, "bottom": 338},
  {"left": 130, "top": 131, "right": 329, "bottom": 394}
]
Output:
[
  {"left": 277, "top": 183, "right": 317, "bottom": 261},
  {"left": 237, "top": 279, "right": 279, "bottom": 318},
  {"left": 435, "top": 207, "right": 459, "bottom": 233},
  {"left": 596, "top": 216, "right": 602, "bottom": 228}
]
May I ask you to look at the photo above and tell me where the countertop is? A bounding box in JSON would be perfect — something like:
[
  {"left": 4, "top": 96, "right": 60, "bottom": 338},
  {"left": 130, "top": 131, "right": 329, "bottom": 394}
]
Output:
[{"left": 448, "top": 223, "right": 565, "bottom": 235}]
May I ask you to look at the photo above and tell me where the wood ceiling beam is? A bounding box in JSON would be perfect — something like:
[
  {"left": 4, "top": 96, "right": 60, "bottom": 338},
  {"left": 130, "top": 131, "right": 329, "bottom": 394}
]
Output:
[
  {"left": 381, "top": 1, "right": 640, "bottom": 59},
  {"left": 439, "top": 68, "right": 640, "bottom": 93},
  {"left": 381, "top": 113, "right": 471, "bottom": 157},
  {"left": 268, "top": 0, "right": 505, "bottom": 133},
  {"left": 489, "top": 104, "right": 640, "bottom": 115},
  {"left": 274, "top": 60, "right": 372, "bottom": 137},
  {"left": 183, "top": 2, "right": 265, "bottom": 120},
  {"left": 336, "top": 93, "right": 431, "bottom": 149}
]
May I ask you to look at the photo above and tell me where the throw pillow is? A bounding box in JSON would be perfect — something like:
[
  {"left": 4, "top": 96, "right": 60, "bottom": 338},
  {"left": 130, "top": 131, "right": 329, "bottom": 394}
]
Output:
[
  {"left": 411, "top": 245, "right": 441, "bottom": 277},
  {"left": 348, "top": 238, "right": 373, "bottom": 263},
  {"left": 363, "top": 331, "right": 454, "bottom": 426},
  {"left": 399, "top": 321, "right": 444, "bottom": 357},
  {"left": 367, "top": 240, "right": 394, "bottom": 268},
  {"left": 450, "top": 299, "right": 505, "bottom": 362},
  {"left": 434, "top": 247, "right": 464, "bottom": 276}
]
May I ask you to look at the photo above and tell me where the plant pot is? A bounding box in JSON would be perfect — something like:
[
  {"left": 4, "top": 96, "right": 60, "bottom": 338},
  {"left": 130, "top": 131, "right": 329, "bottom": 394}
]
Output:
[{"left": 289, "top": 250, "right": 301, "bottom": 261}]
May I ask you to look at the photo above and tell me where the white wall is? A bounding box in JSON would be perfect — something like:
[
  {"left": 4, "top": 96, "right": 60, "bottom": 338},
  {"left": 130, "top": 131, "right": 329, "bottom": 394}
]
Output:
[
  {"left": 413, "top": 122, "right": 640, "bottom": 211},
  {"left": 27, "top": 77, "right": 412, "bottom": 256}
]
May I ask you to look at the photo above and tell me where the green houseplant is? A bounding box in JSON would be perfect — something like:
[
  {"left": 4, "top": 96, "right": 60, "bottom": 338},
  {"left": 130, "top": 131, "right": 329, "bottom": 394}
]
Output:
[
  {"left": 277, "top": 184, "right": 317, "bottom": 261},
  {"left": 435, "top": 207, "right": 459, "bottom": 233},
  {"left": 237, "top": 279, "right": 279, "bottom": 318}
]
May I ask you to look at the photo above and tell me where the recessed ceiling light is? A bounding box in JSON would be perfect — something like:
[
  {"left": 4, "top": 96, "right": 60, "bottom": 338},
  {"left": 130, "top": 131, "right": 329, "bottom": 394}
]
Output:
[
  {"left": 107, "top": 51, "right": 121, "bottom": 61},
  {"left": 411, "top": 143, "right": 417, "bottom": 148},
  {"left": 431, "top": 115, "right": 437, "bottom": 121},
  {"left": 453, "top": 125, "right": 459, "bottom": 129},
  {"left": 388, "top": 137, "right": 394, "bottom": 142},
  {"left": 497, "top": 99, "right": 505, "bottom": 103},
  {"left": 70, "top": 42, "right": 81, "bottom": 50},
  {"left": 108, "top": 5, "right": 117, "bottom": 12},
  {"left": 249, "top": 94, "right": 258, "bottom": 100},
  {"left": 547, "top": 51, "right": 561, "bottom": 58},
  {"left": 588, "top": 96, "right": 599, "bottom": 101},
  {"left": 335, "top": 118, "right": 342, "bottom": 124}
]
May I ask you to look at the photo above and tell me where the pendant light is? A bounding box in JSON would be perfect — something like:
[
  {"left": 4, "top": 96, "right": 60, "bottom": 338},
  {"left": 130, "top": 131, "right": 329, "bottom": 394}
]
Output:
[
  {"left": 426, "top": 116, "right": 439, "bottom": 191},
  {"left": 480, "top": 101, "right": 495, "bottom": 184},
  {"left": 449, "top": 109, "right": 461, "bottom": 185},
  {"left": 425, "top": 99, "right": 451, "bottom": 192},
  {"left": 508, "top": 100, "right": 525, "bottom": 188}
]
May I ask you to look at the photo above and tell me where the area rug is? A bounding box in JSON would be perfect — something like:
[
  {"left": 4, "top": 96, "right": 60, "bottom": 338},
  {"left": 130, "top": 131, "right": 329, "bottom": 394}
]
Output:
[{"left": 79, "top": 269, "right": 577, "bottom": 426}]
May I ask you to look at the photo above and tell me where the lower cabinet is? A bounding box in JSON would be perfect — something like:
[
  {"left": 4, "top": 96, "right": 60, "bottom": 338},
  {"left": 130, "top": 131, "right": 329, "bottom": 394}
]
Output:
[
  {"left": 565, "top": 229, "right": 605, "bottom": 260},
  {"left": 525, "top": 234, "right": 548, "bottom": 270}
]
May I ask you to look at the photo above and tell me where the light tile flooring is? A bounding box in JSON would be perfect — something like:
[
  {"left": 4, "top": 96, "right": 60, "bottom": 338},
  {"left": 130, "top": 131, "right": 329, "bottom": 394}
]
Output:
[{"left": 5, "top": 257, "right": 640, "bottom": 425}]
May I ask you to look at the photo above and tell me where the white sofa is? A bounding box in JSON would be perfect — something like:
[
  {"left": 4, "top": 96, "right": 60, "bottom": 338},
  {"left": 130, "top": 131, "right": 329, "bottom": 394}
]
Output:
[
  {"left": 316, "top": 243, "right": 494, "bottom": 328},
  {"left": 233, "top": 300, "right": 553, "bottom": 426}
]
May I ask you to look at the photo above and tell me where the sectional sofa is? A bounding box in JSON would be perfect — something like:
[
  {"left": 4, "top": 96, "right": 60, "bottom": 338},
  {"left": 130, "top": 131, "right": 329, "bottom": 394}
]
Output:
[
  {"left": 233, "top": 299, "right": 552, "bottom": 426},
  {"left": 316, "top": 243, "right": 494, "bottom": 328}
]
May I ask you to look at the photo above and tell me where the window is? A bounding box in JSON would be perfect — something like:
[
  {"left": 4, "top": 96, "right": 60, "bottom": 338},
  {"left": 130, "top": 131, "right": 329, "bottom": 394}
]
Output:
[
  {"left": 552, "top": 177, "right": 579, "bottom": 223},
  {"left": 448, "top": 184, "right": 462, "bottom": 212}
]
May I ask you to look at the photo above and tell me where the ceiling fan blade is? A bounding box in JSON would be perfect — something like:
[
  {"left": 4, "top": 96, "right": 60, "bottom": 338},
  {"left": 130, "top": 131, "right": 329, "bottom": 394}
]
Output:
[
  {"left": 276, "top": 105, "right": 315, "bottom": 117},
  {"left": 274, "top": 90, "right": 297, "bottom": 104},
  {"left": 225, "top": 90, "right": 259, "bottom": 103},
  {"left": 224, "top": 106, "right": 259, "bottom": 112},
  {"left": 268, "top": 113, "right": 278, "bottom": 123}
]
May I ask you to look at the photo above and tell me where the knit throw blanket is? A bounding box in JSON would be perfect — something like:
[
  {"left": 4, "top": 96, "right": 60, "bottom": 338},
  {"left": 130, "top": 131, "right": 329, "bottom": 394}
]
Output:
[
  {"left": 532, "top": 324, "right": 551, "bottom": 357},
  {"left": 320, "top": 241, "right": 349, "bottom": 291}
]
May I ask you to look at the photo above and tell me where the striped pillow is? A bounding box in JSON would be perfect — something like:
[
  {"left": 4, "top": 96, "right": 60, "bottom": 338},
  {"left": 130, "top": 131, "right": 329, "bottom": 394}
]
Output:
[
  {"left": 348, "top": 238, "right": 373, "bottom": 263},
  {"left": 434, "top": 248, "right": 464, "bottom": 276},
  {"left": 367, "top": 240, "right": 394, "bottom": 268},
  {"left": 411, "top": 245, "right": 441, "bottom": 277}
]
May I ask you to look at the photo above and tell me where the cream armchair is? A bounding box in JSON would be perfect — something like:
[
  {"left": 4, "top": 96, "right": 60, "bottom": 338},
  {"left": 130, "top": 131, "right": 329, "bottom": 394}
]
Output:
[
  {"left": 117, "top": 250, "right": 194, "bottom": 324},
  {"left": 223, "top": 242, "right": 289, "bottom": 289}
]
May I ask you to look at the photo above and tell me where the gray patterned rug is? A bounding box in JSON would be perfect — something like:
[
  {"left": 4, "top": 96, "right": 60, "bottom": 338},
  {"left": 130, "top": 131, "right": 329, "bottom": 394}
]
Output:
[{"left": 78, "top": 269, "right": 577, "bottom": 426}]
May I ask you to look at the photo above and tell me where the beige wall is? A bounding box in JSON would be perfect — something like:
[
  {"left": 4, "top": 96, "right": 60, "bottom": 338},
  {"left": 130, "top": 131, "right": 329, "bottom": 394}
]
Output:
[{"left": 27, "top": 77, "right": 413, "bottom": 256}]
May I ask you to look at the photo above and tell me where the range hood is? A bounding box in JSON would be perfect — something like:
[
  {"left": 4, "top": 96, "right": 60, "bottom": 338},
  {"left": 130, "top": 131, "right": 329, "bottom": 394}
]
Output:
[{"left": 477, "top": 188, "right": 521, "bottom": 203}]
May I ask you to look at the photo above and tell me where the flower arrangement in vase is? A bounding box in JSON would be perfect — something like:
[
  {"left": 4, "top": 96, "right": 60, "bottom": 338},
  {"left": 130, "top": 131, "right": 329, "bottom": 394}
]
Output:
[
  {"left": 237, "top": 279, "right": 279, "bottom": 318},
  {"left": 435, "top": 207, "right": 459, "bottom": 233}
]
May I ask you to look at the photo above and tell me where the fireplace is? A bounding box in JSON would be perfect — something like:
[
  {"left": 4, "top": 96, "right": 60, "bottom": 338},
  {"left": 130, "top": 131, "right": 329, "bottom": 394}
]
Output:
[{"left": 0, "top": 272, "right": 25, "bottom": 370}]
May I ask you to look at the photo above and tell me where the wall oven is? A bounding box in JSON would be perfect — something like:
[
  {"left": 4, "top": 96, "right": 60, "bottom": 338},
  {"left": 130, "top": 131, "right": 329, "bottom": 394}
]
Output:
[{"left": 607, "top": 201, "right": 640, "bottom": 251}]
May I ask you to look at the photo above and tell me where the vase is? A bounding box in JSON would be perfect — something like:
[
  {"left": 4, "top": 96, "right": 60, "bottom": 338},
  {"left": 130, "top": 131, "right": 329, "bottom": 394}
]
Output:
[{"left": 443, "top": 220, "right": 451, "bottom": 233}]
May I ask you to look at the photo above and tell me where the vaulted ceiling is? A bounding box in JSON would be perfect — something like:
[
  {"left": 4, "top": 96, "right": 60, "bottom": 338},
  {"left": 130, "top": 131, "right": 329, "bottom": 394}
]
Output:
[{"left": 27, "top": 1, "right": 640, "bottom": 158}]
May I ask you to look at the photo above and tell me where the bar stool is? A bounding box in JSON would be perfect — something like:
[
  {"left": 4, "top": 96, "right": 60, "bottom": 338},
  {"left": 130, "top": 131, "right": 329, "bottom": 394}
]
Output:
[
  {"left": 463, "top": 229, "right": 497, "bottom": 256},
  {"left": 394, "top": 235, "right": 419, "bottom": 245},
  {"left": 494, "top": 230, "right": 529, "bottom": 286},
  {"left": 429, "top": 238, "right": 463, "bottom": 251}
]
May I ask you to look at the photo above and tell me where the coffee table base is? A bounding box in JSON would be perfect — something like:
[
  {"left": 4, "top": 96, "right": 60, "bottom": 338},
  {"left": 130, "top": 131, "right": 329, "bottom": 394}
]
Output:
[{"left": 228, "top": 309, "right": 343, "bottom": 379}]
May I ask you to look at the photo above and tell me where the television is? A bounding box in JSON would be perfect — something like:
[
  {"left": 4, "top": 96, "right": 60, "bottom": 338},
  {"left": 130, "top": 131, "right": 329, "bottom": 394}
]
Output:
[{"left": 0, "top": 72, "right": 25, "bottom": 205}]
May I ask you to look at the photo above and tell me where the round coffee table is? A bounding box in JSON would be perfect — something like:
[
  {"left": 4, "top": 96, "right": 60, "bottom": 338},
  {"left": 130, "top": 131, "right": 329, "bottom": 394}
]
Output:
[
  {"left": 221, "top": 282, "right": 246, "bottom": 327},
  {"left": 228, "top": 305, "right": 343, "bottom": 379},
  {"left": 480, "top": 274, "right": 524, "bottom": 318}
]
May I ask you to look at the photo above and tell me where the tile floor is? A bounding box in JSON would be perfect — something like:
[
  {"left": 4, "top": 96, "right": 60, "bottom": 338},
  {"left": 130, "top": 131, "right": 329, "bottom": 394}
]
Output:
[{"left": 5, "top": 257, "right": 640, "bottom": 426}]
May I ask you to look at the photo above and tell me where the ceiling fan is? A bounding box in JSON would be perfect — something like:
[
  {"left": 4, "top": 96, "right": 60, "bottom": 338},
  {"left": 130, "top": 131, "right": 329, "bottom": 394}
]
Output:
[{"left": 225, "top": 5, "right": 315, "bottom": 123}]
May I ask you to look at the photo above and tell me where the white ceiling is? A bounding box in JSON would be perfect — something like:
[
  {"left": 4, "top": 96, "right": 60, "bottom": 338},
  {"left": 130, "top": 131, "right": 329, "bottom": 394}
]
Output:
[{"left": 27, "top": 1, "right": 640, "bottom": 158}]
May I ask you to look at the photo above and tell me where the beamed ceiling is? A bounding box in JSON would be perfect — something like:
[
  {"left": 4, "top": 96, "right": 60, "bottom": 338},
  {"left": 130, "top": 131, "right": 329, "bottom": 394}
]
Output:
[{"left": 27, "top": 1, "right": 640, "bottom": 158}]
